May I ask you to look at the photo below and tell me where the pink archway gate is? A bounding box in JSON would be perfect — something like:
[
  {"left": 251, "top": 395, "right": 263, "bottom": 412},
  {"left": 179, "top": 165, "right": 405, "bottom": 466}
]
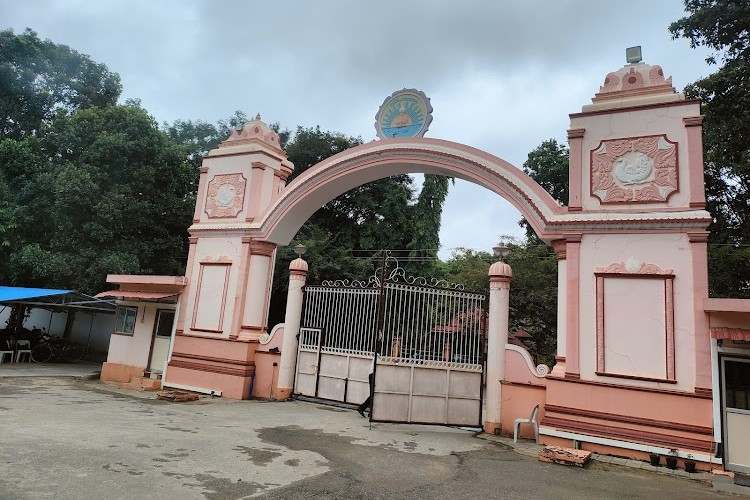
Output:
[
  {"left": 255, "top": 137, "right": 565, "bottom": 246},
  {"left": 159, "top": 60, "right": 719, "bottom": 469}
]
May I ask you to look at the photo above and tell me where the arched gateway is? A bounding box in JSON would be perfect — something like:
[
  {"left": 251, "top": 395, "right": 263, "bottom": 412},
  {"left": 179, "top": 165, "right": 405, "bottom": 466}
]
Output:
[{"left": 104, "top": 60, "right": 721, "bottom": 468}]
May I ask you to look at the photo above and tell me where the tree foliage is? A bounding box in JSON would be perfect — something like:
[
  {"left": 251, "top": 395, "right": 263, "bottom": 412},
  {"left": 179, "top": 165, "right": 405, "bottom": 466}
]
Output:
[
  {"left": 0, "top": 28, "right": 122, "bottom": 139},
  {"left": 0, "top": 103, "right": 196, "bottom": 292},
  {"left": 512, "top": 138, "right": 569, "bottom": 364},
  {"left": 522, "top": 139, "right": 569, "bottom": 205},
  {"left": 438, "top": 244, "right": 558, "bottom": 366},
  {"left": 505, "top": 242, "right": 558, "bottom": 366},
  {"left": 670, "top": 1, "right": 750, "bottom": 296},
  {"left": 267, "top": 127, "right": 449, "bottom": 325},
  {"left": 0, "top": 29, "right": 194, "bottom": 293}
]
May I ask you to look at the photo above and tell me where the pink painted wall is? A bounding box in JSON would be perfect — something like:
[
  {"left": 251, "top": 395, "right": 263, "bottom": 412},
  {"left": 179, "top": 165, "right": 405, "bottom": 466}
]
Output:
[
  {"left": 603, "top": 278, "right": 667, "bottom": 379},
  {"left": 502, "top": 384, "right": 546, "bottom": 439},
  {"left": 571, "top": 101, "right": 701, "bottom": 212},
  {"left": 106, "top": 301, "right": 158, "bottom": 369},
  {"left": 252, "top": 351, "right": 281, "bottom": 399},
  {"left": 501, "top": 344, "right": 548, "bottom": 437},
  {"left": 578, "top": 233, "right": 697, "bottom": 391}
]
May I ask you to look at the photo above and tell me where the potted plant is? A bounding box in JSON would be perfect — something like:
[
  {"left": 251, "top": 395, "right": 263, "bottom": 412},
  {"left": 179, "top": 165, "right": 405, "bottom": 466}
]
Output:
[
  {"left": 649, "top": 452, "right": 660, "bottom": 467},
  {"left": 684, "top": 454, "right": 696, "bottom": 473},
  {"left": 665, "top": 449, "right": 678, "bottom": 470}
]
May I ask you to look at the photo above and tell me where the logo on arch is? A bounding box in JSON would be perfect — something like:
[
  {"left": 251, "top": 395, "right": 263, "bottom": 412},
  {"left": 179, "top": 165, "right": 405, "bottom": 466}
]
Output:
[{"left": 375, "top": 88, "right": 433, "bottom": 139}]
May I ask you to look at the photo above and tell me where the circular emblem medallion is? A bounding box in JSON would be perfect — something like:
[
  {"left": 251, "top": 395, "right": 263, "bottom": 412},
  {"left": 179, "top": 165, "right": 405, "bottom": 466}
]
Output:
[{"left": 375, "top": 88, "right": 433, "bottom": 139}]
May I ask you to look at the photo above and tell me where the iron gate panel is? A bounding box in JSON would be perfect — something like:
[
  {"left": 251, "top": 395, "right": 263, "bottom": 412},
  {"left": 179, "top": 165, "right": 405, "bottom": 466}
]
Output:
[
  {"left": 295, "top": 253, "right": 486, "bottom": 426},
  {"left": 295, "top": 287, "right": 379, "bottom": 404},
  {"left": 372, "top": 280, "right": 485, "bottom": 426}
]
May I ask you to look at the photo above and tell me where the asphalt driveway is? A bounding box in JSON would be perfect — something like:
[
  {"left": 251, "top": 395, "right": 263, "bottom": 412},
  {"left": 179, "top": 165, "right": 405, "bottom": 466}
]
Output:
[{"left": 0, "top": 376, "right": 739, "bottom": 499}]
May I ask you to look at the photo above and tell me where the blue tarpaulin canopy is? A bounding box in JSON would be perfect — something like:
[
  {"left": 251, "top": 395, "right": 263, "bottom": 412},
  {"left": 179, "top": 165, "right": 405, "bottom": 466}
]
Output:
[
  {"left": 0, "top": 286, "right": 115, "bottom": 312},
  {"left": 0, "top": 286, "right": 71, "bottom": 302}
]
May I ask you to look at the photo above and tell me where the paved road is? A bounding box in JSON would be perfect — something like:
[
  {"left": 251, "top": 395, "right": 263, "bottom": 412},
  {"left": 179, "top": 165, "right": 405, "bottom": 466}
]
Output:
[{"left": 0, "top": 377, "right": 737, "bottom": 499}]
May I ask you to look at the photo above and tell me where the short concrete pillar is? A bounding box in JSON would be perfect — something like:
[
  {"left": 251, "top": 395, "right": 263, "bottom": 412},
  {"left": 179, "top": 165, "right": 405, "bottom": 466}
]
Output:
[
  {"left": 276, "top": 257, "right": 308, "bottom": 399},
  {"left": 484, "top": 259, "right": 512, "bottom": 435}
]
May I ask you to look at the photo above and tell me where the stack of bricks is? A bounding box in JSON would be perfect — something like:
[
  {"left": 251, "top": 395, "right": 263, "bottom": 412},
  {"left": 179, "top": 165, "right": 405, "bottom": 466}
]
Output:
[
  {"left": 539, "top": 445, "right": 592, "bottom": 468},
  {"left": 156, "top": 390, "right": 200, "bottom": 402}
]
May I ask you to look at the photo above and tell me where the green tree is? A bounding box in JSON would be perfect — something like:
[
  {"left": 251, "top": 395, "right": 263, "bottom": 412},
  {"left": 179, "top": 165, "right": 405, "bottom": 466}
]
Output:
[
  {"left": 670, "top": 1, "right": 750, "bottom": 296},
  {"left": 438, "top": 243, "right": 558, "bottom": 365},
  {"left": 505, "top": 242, "right": 558, "bottom": 366},
  {"left": 520, "top": 139, "right": 568, "bottom": 240},
  {"left": 267, "top": 127, "right": 420, "bottom": 324},
  {"left": 407, "top": 175, "right": 451, "bottom": 276},
  {"left": 0, "top": 28, "right": 121, "bottom": 139},
  {"left": 438, "top": 248, "right": 492, "bottom": 294},
  {"left": 513, "top": 138, "right": 568, "bottom": 363},
  {"left": 522, "top": 139, "right": 569, "bottom": 205},
  {"left": 0, "top": 103, "right": 195, "bottom": 293}
]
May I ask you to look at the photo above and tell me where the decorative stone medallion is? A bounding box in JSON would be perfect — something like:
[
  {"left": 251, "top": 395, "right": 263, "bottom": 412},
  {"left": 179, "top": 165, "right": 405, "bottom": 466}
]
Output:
[
  {"left": 375, "top": 88, "right": 433, "bottom": 139},
  {"left": 205, "top": 173, "right": 246, "bottom": 218},
  {"left": 591, "top": 135, "right": 678, "bottom": 204}
]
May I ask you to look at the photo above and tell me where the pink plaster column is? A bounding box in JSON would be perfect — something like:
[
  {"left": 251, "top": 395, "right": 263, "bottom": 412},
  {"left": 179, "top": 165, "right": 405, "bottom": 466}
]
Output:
[
  {"left": 564, "top": 233, "right": 582, "bottom": 379},
  {"left": 567, "top": 128, "right": 585, "bottom": 212},
  {"left": 277, "top": 257, "right": 309, "bottom": 400},
  {"left": 484, "top": 260, "right": 512, "bottom": 435},
  {"left": 193, "top": 167, "right": 209, "bottom": 223},
  {"left": 175, "top": 237, "right": 198, "bottom": 335},
  {"left": 229, "top": 237, "right": 254, "bottom": 339},
  {"left": 551, "top": 239, "right": 567, "bottom": 377},
  {"left": 238, "top": 241, "right": 276, "bottom": 341},
  {"left": 689, "top": 231, "right": 712, "bottom": 394},
  {"left": 684, "top": 116, "right": 706, "bottom": 209},
  {"left": 246, "top": 163, "right": 266, "bottom": 222}
]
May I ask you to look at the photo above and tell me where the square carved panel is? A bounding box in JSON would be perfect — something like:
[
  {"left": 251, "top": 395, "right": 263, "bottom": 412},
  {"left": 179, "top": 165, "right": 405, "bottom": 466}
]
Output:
[
  {"left": 591, "top": 135, "right": 678, "bottom": 204},
  {"left": 205, "top": 173, "right": 246, "bottom": 218}
]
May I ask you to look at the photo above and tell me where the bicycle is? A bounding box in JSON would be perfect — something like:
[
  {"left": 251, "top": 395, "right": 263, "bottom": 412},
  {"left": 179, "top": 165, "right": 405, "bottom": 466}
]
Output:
[{"left": 30, "top": 334, "right": 85, "bottom": 363}]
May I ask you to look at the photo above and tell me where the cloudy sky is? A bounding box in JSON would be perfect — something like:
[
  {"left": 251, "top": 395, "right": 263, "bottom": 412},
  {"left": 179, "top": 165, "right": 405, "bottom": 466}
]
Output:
[{"left": 3, "top": 1, "right": 712, "bottom": 259}]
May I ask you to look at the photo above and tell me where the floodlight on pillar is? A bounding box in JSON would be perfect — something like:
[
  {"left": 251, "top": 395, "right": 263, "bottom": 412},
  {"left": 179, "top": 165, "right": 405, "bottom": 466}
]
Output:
[
  {"left": 294, "top": 244, "right": 307, "bottom": 257},
  {"left": 626, "top": 46, "right": 642, "bottom": 64},
  {"left": 493, "top": 244, "right": 510, "bottom": 262}
]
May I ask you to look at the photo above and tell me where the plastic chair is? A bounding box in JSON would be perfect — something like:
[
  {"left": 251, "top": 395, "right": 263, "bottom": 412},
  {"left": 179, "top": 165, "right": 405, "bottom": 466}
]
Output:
[
  {"left": 514, "top": 403, "right": 540, "bottom": 443},
  {"left": 0, "top": 340, "right": 13, "bottom": 363},
  {"left": 15, "top": 340, "right": 32, "bottom": 363}
]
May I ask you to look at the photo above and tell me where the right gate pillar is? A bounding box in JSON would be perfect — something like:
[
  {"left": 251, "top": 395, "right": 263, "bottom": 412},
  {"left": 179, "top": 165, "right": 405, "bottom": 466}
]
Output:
[
  {"left": 277, "top": 255, "right": 309, "bottom": 399},
  {"left": 484, "top": 259, "right": 512, "bottom": 434},
  {"left": 540, "top": 59, "right": 716, "bottom": 468}
]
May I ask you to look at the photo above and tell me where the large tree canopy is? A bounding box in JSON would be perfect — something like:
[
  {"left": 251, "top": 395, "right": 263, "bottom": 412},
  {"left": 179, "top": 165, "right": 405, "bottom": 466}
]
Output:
[
  {"left": 266, "top": 126, "right": 452, "bottom": 325},
  {"left": 670, "top": 1, "right": 750, "bottom": 297},
  {"left": 0, "top": 103, "right": 196, "bottom": 292},
  {"left": 0, "top": 28, "right": 122, "bottom": 140}
]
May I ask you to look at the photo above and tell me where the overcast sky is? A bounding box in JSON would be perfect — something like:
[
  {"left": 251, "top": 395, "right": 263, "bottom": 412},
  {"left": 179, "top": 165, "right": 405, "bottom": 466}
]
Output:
[{"left": 3, "top": 1, "right": 712, "bottom": 259}]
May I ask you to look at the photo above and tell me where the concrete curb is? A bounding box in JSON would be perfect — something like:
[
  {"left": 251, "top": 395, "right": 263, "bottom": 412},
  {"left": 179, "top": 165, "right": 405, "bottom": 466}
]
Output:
[{"left": 477, "top": 433, "right": 716, "bottom": 483}]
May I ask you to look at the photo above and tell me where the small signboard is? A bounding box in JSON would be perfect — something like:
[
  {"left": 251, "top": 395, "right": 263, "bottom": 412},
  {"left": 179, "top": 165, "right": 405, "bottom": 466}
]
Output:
[{"left": 375, "top": 88, "right": 433, "bottom": 139}]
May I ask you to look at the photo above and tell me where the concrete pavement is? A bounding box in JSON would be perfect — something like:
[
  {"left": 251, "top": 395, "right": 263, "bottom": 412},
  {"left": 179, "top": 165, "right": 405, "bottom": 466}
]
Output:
[
  {"left": 0, "top": 376, "right": 742, "bottom": 499},
  {"left": 0, "top": 360, "right": 101, "bottom": 378}
]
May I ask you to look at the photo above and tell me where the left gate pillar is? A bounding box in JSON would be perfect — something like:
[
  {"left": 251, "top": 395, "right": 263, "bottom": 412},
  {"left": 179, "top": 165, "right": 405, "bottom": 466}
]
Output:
[
  {"left": 484, "top": 259, "right": 512, "bottom": 435},
  {"left": 164, "top": 115, "right": 294, "bottom": 399},
  {"left": 277, "top": 256, "right": 309, "bottom": 399}
]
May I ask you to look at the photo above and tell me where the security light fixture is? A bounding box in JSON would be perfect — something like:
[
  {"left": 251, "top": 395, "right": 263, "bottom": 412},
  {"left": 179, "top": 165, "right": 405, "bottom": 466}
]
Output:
[
  {"left": 234, "top": 120, "right": 245, "bottom": 132},
  {"left": 626, "top": 46, "right": 642, "bottom": 64},
  {"left": 294, "top": 244, "right": 307, "bottom": 257},
  {"left": 493, "top": 244, "right": 510, "bottom": 261}
]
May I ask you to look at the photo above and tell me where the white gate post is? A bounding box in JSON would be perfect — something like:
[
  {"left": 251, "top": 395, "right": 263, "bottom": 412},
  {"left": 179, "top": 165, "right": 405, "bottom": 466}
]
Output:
[
  {"left": 484, "top": 257, "right": 512, "bottom": 435},
  {"left": 276, "top": 255, "right": 308, "bottom": 400}
]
